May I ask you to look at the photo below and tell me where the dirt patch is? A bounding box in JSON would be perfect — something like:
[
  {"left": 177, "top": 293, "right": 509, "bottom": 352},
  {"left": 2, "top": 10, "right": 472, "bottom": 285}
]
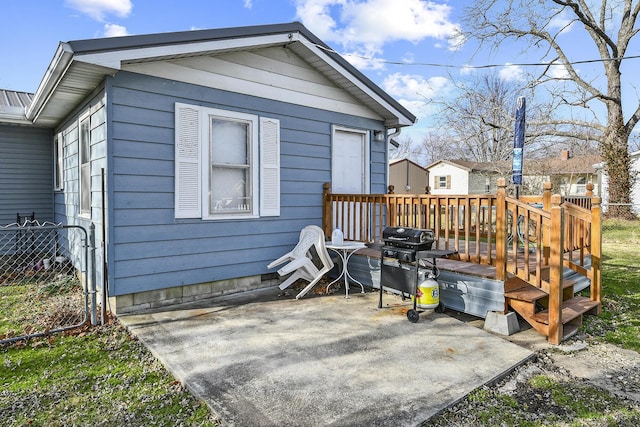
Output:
[
  {"left": 548, "top": 340, "right": 640, "bottom": 402},
  {"left": 424, "top": 314, "right": 640, "bottom": 426}
]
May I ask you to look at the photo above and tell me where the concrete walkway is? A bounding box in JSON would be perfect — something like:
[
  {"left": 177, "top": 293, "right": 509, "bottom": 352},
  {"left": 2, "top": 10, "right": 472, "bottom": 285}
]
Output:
[{"left": 120, "top": 287, "right": 534, "bottom": 427}]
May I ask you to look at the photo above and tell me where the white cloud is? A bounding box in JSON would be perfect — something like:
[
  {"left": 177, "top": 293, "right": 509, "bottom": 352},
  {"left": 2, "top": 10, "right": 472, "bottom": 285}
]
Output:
[
  {"left": 548, "top": 9, "right": 576, "bottom": 34},
  {"left": 343, "top": 51, "right": 386, "bottom": 70},
  {"left": 295, "top": 0, "right": 461, "bottom": 52},
  {"left": 459, "top": 64, "right": 475, "bottom": 76},
  {"left": 65, "top": 0, "right": 133, "bottom": 22},
  {"left": 548, "top": 62, "right": 570, "bottom": 79},
  {"left": 499, "top": 64, "right": 524, "bottom": 82},
  {"left": 103, "top": 23, "right": 129, "bottom": 37},
  {"left": 244, "top": 0, "right": 253, "bottom": 9},
  {"left": 382, "top": 73, "right": 451, "bottom": 100}
]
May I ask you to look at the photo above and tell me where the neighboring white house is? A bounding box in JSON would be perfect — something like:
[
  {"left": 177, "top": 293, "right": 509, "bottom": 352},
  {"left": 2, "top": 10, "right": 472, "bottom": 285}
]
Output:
[
  {"left": 633, "top": 150, "right": 640, "bottom": 215},
  {"left": 426, "top": 151, "right": 603, "bottom": 198},
  {"left": 389, "top": 158, "right": 428, "bottom": 194},
  {"left": 595, "top": 149, "right": 640, "bottom": 216},
  {"left": 425, "top": 160, "right": 503, "bottom": 195}
]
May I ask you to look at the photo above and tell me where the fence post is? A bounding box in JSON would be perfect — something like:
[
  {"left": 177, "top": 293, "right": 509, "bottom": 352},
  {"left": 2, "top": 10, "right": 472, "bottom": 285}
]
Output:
[
  {"left": 590, "top": 195, "right": 602, "bottom": 313},
  {"left": 548, "top": 194, "right": 564, "bottom": 344},
  {"left": 495, "top": 178, "right": 507, "bottom": 281},
  {"left": 322, "top": 183, "right": 332, "bottom": 239},
  {"left": 89, "top": 223, "right": 97, "bottom": 326}
]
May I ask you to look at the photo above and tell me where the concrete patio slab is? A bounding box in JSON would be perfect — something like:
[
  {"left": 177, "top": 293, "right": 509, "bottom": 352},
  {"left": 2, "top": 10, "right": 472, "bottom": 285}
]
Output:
[{"left": 120, "top": 287, "right": 534, "bottom": 427}]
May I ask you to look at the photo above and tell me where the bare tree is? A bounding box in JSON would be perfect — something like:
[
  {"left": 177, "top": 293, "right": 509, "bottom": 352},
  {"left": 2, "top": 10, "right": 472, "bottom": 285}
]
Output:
[
  {"left": 432, "top": 72, "right": 543, "bottom": 163},
  {"left": 418, "top": 132, "right": 458, "bottom": 165},
  {"left": 463, "top": 0, "right": 639, "bottom": 218},
  {"left": 389, "top": 135, "right": 418, "bottom": 162}
]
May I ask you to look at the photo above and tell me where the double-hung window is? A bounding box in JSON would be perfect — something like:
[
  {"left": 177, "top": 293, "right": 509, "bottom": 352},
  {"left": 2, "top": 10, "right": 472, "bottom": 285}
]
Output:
[
  {"left": 435, "top": 175, "right": 451, "bottom": 190},
  {"left": 209, "top": 115, "right": 254, "bottom": 214},
  {"left": 53, "top": 132, "right": 64, "bottom": 191},
  {"left": 79, "top": 113, "right": 91, "bottom": 216},
  {"left": 174, "top": 103, "right": 280, "bottom": 220}
]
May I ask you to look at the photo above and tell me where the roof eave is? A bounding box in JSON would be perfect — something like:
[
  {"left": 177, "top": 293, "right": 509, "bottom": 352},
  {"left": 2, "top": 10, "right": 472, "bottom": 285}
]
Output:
[
  {"left": 23, "top": 22, "right": 416, "bottom": 128},
  {"left": 25, "top": 43, "right": 75, "bottom": 123}
]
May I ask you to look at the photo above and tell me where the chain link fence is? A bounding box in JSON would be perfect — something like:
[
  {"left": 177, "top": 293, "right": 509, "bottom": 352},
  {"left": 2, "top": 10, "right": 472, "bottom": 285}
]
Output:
[{"left": 0, "top": 221, "right": 96, "bottom": 345}]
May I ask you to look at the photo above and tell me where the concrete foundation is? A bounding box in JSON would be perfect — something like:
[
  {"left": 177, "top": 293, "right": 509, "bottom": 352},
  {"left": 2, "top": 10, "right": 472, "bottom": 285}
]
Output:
[
  {"left": 483, "top": 311, "right": 520, "bottom": 336},
  {"left": 108, "top": 274, "right": 277, "bottom": 314}
]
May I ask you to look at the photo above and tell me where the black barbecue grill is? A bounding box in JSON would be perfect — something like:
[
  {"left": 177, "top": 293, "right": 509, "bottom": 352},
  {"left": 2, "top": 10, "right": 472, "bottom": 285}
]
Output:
[{"left": 379, "top": 226, "right": 455, "bottom": 322}]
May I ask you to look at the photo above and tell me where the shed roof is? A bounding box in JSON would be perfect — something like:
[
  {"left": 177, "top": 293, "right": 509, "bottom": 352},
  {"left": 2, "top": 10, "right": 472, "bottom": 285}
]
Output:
[
  {"left": 21, "top": 22, "right": 416, "bottom": 128},
  {"left": 390, "top": 158, "right": 425, "bottom": 169},
  {"left": 0, "top": 89, "right": 34, "bottom": 124},
  {"left": 424, "top": 159, "right": 509, "bottom": 174}
]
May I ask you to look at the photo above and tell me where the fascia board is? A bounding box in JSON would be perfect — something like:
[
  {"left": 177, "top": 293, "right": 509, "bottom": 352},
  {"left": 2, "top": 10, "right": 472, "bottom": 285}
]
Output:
[
  {"left": 296, "top": 37, "right": 415, "bottom": 127},
  {"left": 74, "top": 33, "right": 295, "bottom": 69},
  {"left": 25, "top": 43, "right": 75, "bottom": 122}
]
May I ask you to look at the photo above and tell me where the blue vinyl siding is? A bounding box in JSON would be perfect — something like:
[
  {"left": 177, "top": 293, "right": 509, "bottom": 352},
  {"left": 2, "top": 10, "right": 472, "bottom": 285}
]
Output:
[
  {"left": 0, "top": 125, "right": 53, "bottom": 225},
  {"left": 107, "top": 71, "right": 387, "bottom": 295},
  {"left": 53, "top": 91, "right": 108, "bottom": 293}
]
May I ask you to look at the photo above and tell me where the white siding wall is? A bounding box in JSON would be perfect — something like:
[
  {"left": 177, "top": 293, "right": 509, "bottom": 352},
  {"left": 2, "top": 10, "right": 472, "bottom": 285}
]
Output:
[
  {"left": 633, "top": 152, "right": 640, "bottom": 214},
  {"left": 428, "top": 163, "right": 469, "bottom": 195}
]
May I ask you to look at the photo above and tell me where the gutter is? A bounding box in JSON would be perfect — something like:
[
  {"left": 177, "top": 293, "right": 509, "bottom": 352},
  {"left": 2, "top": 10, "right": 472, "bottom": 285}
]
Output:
[
  {"left": 387, "top": 127, "right": 402, "bottom": 147},
  {"left": 25, "top": 42, "right": 74, "bottom": 123},
  {"left": 0, "top": 106, "right": 31, "bottom": 125}
]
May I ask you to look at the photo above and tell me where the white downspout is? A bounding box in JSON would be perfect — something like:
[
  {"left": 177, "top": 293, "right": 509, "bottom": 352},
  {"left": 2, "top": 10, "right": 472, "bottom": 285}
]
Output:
[{"left": 385, "top": 128, "right": 402, "bottom": 193}]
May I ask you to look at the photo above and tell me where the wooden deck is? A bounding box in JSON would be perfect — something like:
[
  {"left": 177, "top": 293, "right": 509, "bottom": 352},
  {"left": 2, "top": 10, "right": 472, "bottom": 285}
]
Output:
[{"left": 322, "top": 179, "right": 602, "bottom": 344}]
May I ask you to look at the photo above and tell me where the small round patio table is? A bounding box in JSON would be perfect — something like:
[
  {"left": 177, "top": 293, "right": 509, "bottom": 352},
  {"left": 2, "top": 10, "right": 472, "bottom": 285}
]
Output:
[{"left": 325, "top": 241, "right": 367, "bottom": 298}]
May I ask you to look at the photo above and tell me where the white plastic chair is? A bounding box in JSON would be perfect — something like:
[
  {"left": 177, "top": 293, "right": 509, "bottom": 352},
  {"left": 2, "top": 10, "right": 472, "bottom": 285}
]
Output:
[{"left": 267, "top": 225, "right": 334, "bottom": 299}]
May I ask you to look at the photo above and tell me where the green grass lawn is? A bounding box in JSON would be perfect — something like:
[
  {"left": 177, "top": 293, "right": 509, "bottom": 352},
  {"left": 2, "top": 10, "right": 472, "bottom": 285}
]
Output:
[
  {"left": 1, "top": 218, "right": 637, "bottom": 426},
  {"left": 1, "top": 320, "right": 218, "bottom": 426},
  {"left": 582, "top": 219, "right": 640, "bottom": 352}
]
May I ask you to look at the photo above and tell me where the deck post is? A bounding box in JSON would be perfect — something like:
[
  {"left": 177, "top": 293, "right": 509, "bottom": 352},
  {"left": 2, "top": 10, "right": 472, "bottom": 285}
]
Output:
[
  {"left": 586, "top": 182, "right": 594, "bottom": 197},
  {"left": 590, "top": 195, "right": 602, "bottom": 313},
  {"left": 542, "top": 182, "right": 552, "bottom": 261},
  {"left": 542, "top": 182, "right": 552, "bottom": 210},
  {"left": 495, "top": 178, "right": 507, "bottom": 281},
  {"left": 549, "top": 194, "right": 564, "bottom": 344},
  {"left": 322, "top": 182, "right": 332, "bottom": 239}
]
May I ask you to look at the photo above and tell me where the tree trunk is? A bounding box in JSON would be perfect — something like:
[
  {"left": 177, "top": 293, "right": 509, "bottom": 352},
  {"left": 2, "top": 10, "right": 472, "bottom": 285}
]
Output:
[{"left": 602, "top": 115, "right": 634, "bottom": 219}]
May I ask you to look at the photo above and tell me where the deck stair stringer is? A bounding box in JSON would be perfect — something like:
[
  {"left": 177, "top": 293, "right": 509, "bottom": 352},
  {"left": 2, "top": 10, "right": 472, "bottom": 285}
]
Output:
[{"left": 504, "top": 276, "right": 600, "bottom": 341}]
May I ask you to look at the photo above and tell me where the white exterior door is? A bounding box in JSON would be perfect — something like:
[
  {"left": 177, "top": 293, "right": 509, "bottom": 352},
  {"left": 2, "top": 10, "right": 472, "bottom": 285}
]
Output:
[{"left": 331, "top": 127, "right": 369, "bottom": 240}]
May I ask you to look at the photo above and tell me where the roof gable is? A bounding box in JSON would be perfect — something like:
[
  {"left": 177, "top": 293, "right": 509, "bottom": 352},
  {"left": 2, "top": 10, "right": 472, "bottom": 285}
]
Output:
[{"left": 23, "top": 22, "right": 416, "bottom": 128}]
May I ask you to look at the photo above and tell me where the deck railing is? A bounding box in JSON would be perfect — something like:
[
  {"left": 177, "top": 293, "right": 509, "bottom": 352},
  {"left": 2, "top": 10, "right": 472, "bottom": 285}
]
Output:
[{"left": 322, "top": 179, "right": 602, "bottom": 344}]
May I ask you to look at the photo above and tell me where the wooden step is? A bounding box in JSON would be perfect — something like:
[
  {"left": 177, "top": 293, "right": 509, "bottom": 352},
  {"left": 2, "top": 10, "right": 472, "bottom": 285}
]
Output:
[
  {"left": 505, "top": 284, "right": 547, "bottom": 303},
  {"left": 530, "top": 296, "right": 600, "bottom": 325},
  {"left": 505, "top": 279, "right": 578, "bottom": 304}
]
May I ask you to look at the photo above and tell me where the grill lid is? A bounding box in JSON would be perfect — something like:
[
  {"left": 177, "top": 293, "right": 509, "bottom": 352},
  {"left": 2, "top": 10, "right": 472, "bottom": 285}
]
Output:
[{"left": 382, "top": 227, "right": 434, "bottom": 247}]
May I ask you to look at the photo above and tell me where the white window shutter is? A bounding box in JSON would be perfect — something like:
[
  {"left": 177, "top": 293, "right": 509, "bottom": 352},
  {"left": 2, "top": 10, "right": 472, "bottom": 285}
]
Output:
[
  {"left": 260, "top": 117, "right": 280, "bottom": 216},
  {"left": 175, "top": 103, "right": 201, "bottom": 218}
]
